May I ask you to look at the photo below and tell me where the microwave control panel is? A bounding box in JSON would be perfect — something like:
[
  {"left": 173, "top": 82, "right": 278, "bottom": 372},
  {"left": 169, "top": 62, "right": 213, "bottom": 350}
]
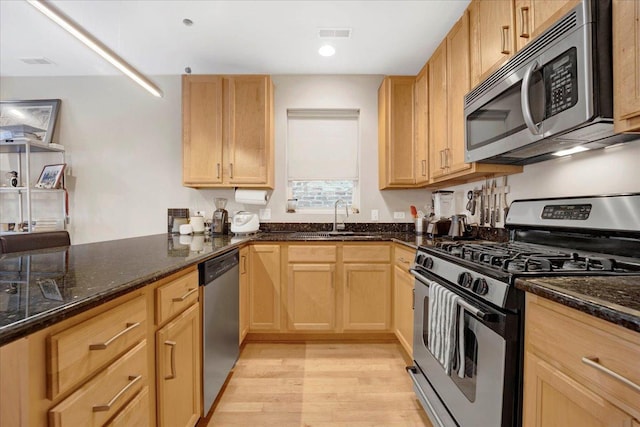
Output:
[{"left": 545, "top": 48, "right": 578, "bottom": 118}]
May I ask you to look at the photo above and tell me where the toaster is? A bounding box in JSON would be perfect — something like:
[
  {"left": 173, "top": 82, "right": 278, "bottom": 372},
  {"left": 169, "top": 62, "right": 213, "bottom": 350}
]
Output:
[{"left": 230, "top": 211, "right": 260, "bottom": 234}]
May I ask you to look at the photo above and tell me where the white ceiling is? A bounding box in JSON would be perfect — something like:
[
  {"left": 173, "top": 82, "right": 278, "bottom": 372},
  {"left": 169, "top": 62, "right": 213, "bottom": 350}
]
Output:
[{"left": 0, "top": 0, "right": 470, "bottom": 77}]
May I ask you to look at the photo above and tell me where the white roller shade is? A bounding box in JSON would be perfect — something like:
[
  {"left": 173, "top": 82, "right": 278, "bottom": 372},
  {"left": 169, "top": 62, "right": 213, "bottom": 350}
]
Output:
[{"left": 287, "top": 109, "right": 359, "bottom": 180}]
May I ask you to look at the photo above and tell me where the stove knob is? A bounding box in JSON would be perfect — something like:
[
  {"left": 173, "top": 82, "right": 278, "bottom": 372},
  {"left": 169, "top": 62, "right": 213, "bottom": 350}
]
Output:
[
  {"left": 472, "top": 278, "right": 489, "bottom": 295},
  {"left": 457, "top": 272, "right": 473, "bottom": 288},
  {"left": 423, "top": 257, "right": 434, "bottom": 269}
]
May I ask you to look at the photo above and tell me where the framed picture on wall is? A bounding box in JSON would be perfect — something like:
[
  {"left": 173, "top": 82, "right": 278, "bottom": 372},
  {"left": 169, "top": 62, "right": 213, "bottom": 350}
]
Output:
[
  {"left": 35, "top": 163, "right": 66, "bottom": 189},
  {"left": 0, "top": 99, "right": 61, "bottom": 144}
]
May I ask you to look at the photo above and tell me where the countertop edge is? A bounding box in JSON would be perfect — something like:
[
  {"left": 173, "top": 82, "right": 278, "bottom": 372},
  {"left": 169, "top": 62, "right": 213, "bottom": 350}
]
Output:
[
  {"left": 515, "top": 278, "right": 640, "bottom": 334},
  {"left": 0, "top": 234, "right": 418, "bottom": 346}
]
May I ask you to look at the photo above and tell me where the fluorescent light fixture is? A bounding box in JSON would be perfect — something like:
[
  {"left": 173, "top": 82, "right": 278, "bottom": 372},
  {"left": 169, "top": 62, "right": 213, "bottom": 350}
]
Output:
[
  {"left": 552, "top": 146, "right": 590, "bottom": 157},
  {"left": 318, "top": 45, "right": 336, "bottom": 57},
  {"left": 26, "top": 0, "right": 163, "bottom": 98}
]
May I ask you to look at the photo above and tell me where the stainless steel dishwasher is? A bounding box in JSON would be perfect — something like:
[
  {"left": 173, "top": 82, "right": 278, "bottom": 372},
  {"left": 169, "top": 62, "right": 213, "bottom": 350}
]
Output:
[{"left": 200, "top": 248, "right": 239, "bottom": 413}]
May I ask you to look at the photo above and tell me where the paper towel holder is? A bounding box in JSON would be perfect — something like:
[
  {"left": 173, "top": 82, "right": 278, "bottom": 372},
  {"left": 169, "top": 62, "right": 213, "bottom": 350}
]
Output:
[{"left": 234, "top": 188, "right": 270, "bottom": 206}]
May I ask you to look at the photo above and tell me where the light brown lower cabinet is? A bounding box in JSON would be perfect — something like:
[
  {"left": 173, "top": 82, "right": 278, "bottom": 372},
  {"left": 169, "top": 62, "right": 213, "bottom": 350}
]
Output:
[
  {"left": 249, "top": 244, "right": 281, "bottom": 331},
  {"left": 342, "top": 263, "right": 391, "bottom": 331},
  {"left": 0, "top": 267, "right": 201, "bottom": 427},
  {"left": 287, "top": 263, "right": 336, "bottom": 331},
  {"left": 239, "top": 246, "right": 250, "bottom": 343},
  {"left": 523, "top": 294, "right": 640, "bottom": 426},
  {"left": 393, "top": 265, "right": 414, "bottom": 356},
  {"left": 156, "top": 303, "right": 201, "bottom": 427}
]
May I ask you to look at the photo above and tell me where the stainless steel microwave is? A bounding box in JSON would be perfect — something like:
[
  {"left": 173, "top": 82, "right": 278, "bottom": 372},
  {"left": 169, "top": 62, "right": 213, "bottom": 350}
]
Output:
[{"left": 464, "top": 0, "right": 633, "bottom": 165}]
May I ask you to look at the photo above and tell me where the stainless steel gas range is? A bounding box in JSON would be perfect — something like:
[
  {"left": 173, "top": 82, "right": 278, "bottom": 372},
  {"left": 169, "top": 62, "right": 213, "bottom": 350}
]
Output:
[{"left": 407, "top": 193, "right": 640, "bottom": 427}]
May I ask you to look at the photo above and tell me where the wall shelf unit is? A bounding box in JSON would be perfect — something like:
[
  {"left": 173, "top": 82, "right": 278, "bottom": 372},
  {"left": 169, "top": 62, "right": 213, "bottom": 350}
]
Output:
[{"left": 0, "top": 140, "right": 67, "bottom": 234}]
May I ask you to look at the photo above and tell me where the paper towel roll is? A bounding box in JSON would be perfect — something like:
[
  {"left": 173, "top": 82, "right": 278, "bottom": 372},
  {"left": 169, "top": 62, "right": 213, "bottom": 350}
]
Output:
[{"left": 235, "top": 189, "right": 269, "bottom": 205}]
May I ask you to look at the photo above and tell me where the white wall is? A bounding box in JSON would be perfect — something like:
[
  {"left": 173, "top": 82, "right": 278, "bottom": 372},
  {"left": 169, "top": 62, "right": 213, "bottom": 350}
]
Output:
[{"left": 0, "top": 75, "right": 429, "bottom": 244}]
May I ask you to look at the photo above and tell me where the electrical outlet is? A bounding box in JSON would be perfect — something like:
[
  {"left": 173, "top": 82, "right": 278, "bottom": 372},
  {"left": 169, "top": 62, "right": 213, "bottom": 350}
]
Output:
[
  {"left": 259, "top": 208, "right": 271, "bottom": 220},
  {"left": 393, "top": 211, "right": 406, "bottom": 220},
  {"left": 196, "top": 210, "right": 206, "bottom": 217},
  {"left": 371, "top": 209, "right": 379, "bottom": 221}
]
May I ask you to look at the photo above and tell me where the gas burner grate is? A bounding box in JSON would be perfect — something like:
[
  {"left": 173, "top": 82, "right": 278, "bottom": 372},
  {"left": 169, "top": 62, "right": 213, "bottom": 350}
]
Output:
[{"left": 430, "top": 240, "right": 640, "bottom": 275}]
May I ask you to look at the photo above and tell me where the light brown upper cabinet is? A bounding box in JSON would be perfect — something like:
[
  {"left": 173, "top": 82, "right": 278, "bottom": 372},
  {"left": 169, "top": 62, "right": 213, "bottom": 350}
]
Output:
[
  {"left": 515, "top": 0, "right": 581, "bottom": 51},
  {"left": 378, "top": 76, "right": 427, "bottom": 189},
  {"left": 182, "top": 75, "right": 274, "bottom": 188},
  {"left": 414, "top": 66, "right": 429, "bottom": 186},
  {"left": 429, "top": 11, "right": 522, "bottom": 184},
  {"left": 613, "top": 0, "right": 640, "bottom": 133},
  {"left": 469, "top": 0, "right": 516, "bottom": 88}
]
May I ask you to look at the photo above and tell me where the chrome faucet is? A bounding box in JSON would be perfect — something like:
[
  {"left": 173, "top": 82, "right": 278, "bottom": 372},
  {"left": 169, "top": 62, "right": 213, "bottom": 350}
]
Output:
[{"left": 333, "top": 199, "right": 349, "bottom": 232}]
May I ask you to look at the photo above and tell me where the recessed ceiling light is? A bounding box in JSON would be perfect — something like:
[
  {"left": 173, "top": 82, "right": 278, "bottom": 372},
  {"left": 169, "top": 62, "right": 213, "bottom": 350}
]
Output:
[
  {"left": 183, "top": 18, "right": 194, "bottom": 26},
  {"left": 318, "top": 45, "right": 335, "bottom": 57},
  {"left": 552, "top": 146, "right": 590, "bottom": 157}
]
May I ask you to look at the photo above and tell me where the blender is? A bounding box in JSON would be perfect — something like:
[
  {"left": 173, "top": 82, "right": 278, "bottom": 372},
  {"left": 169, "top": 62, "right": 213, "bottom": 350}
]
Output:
[{"left": 212, "top": 198, "right": 229, "bottom": 235}]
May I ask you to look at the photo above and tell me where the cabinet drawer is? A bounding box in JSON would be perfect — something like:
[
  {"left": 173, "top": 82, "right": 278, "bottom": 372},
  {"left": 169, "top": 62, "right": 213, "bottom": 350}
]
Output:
[
  {"left": 394, "top": 245, "right": 415, "bottom": 271},
  {"left": 48, "top": 295, "right": 147, "bottom": 399},
  {"left": 343, "top": 244, "right": 391, "bottom": 263},
  {"left": 49, "top": 340, "right": 147, "bottom": 427},
  {"left": 526, "top": 296, "right": 640, "bottom": 416},
  {"left": 288, "top": 245, "right": 337, "bottom": 262},
  {"left": 104, "top": 386, "right": 149, "bottom": 427},
  {"left": 156, "top": 270, "right": 199, "bottom": 325}
]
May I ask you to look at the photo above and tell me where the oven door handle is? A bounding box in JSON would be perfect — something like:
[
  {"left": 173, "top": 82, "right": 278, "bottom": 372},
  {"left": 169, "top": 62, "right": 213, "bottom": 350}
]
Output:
[{"left": 410, "top": 268, "right": 497, "bottom": 322}]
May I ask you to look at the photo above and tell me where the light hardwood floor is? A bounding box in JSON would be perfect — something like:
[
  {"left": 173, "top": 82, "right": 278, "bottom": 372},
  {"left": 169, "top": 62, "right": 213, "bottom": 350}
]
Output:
[{"left": 205, "top": 342, "right": 432, "bottom": 427}]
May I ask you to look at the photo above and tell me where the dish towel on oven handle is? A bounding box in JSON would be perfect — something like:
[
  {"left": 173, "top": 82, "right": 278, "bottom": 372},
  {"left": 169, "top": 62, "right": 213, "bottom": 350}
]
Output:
[{"left": 427, "top": 280, "right": 464, "bottom": 376}]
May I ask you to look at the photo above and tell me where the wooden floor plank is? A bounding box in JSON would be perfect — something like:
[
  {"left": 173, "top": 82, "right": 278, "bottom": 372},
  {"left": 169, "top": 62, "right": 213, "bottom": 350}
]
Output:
[{"left": 206, "top": 342, "right": 432, "bottom": 427}]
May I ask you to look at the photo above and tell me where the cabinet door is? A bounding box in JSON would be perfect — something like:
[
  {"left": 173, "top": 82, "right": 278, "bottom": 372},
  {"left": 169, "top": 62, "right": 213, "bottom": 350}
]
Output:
[
  {"left": 287, "top": 263, "right": 336, "bottom": 331},
  {"left": 516, "top": 0, "right": 580, "bottom": 51},
  {"left": 446, "top": 11, "right": 472, "bottom": 176},
  {"left": 428, "top": 40, "right": 449, "bottom": 181},
  {"left": 614, "top": 0, "right": 640, "bottom": 133},
  {"left": 414, "top": 67, "right": 429, "bottom": 185},
  {"left": 523, "top": 352, "right": 634, "bottom": 427},
  {"left": 469, "top": 0, "right": 515, "bottom": 86},
  {"left": 393, "top": 266, "right": 413, "bottom": 357},
  {"left": 343, "top": 264, "right": 391, "bottom": 331},
  {"left": 239, "top": 246, "right": 250, "bottom": 343},
  {"left": 182, "top": 75, "right": 224, "bottom": 185},
  {"left": 226, "top": 76, "right": 274, "bottom": 187},
  {"left": 156, "top": 303, "right": 200, "bottom": 427},
  {"left": 249, "top": 244, "right": 281, "bottom": 331},
  {"left": 380, "top": 76, "right": 416, "bottom": 187}
]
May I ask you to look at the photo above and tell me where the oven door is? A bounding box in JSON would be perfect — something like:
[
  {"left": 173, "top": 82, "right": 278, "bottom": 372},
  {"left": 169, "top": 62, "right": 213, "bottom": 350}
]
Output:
[{"left": 409, "top": 268, "right": 519, "bottom": 427}]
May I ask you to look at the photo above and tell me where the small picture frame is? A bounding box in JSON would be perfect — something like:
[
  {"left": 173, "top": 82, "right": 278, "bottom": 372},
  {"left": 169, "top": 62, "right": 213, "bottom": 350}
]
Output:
[
  {"left": 37, "top": 278, "right": 63, "bottom": 301},
  {"left": 35, "top": 163, "right": 66, "bottom": 189}
]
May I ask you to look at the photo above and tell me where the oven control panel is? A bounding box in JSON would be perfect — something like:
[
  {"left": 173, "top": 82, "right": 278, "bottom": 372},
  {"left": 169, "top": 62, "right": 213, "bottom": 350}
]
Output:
[
  {"left": 413, "top": 250, "right": 510, "bottom": 308},
  {"left": 541, "top": 203, "right": 592, "bottom": 220}
]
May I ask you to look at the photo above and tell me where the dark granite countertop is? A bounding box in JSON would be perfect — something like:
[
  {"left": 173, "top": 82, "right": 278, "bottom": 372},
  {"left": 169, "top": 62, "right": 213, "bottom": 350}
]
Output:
[
  {"left": 0, "top": 231, "right": 425, "bottom": 346},
  {"left": 516, "top": 276, "right": 640, "bottom": 333}
]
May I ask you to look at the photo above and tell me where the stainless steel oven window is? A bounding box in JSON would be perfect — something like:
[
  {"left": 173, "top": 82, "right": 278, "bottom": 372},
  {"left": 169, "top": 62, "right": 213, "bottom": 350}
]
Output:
[{"left": 421, "top": 291, "right": 480, "bottom": 402}]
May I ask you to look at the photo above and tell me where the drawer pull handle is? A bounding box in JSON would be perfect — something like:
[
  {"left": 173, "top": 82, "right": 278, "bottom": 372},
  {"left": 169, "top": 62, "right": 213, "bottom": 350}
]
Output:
[
  {"left": 165, "top": 340, "right": 177, "bottom": 380},
  {"left": 501, "top": 25, "right": 511, "bottom": 54},
  {"left": 92, "top": 374, "right": 142, "bottom": 412},
  {"left": 173, "top": 288, "right": 197, "bottom": 302},
  {"left": 581, "top": 356, "right": 640, "bottom": 392},
  {"left": 89, "top": 322, "right": 141, "bottom": 350},
  {"left": 398, "top": 257, "right": 411, "bottom": 265}
]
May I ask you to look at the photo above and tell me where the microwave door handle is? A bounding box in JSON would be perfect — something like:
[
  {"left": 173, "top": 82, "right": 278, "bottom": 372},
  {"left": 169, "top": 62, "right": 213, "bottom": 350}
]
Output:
[{"left": 521, "top": 60, "right": 542, "bottom": 135}]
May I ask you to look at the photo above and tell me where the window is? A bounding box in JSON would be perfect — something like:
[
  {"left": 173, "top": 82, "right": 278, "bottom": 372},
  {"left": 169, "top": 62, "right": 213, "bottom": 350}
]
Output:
[{"left": 287, "top": 109, "right": 359, "bottom": 212}]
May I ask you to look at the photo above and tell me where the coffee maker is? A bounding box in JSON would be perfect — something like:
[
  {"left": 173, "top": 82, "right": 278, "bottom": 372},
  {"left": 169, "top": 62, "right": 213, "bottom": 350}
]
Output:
[
  {"left": 427, "top": 190, "right": 454, "bottom": 237},
  {"left": 212, "top": 198, "right": 229, "bottom": 235}
]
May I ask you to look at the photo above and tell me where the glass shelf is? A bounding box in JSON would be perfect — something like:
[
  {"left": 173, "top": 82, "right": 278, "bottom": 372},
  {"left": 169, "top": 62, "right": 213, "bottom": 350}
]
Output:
[{"left": 0, "top": 140, "right": 65, "bottom": 153}]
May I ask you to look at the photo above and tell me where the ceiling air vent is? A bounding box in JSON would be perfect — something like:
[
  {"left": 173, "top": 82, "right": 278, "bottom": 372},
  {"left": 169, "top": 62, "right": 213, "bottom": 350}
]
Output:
[
  {"left": 19, "top": 57, "right": 55, "bottom": 65},
  {"left": 318, "top": 28, "right": 352, "bottom": 39}
]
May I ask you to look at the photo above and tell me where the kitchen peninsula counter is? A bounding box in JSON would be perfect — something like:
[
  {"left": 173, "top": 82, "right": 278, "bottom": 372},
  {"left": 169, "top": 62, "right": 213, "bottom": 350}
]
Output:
[
  {"left": 0, "top": 231, "right": 424, "bottom": 346},
  {"left": 516, "top": 276, "right": 640, "bottom": 333}
]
